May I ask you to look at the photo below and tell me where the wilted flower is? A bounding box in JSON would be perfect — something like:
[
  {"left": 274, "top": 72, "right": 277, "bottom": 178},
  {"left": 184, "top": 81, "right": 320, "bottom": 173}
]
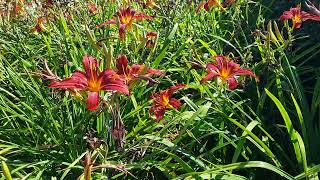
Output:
[
  {"left": 49, "top": 55, "right": 129, "bottom": 111},
  {"left": 150, "top": 84, "right": 185, "bottom": 122},
  {"left": 82, "top": 152, "right": 93, "bottom": 180},
  {"left": 32, "top": 17, "right": 47, "bottom": 32},
  {"left": 88, "top": 1, "right": 98, "bottom": 14},
  {"left": 197, "top": 0, "right": 224, "bottom": 13},
  {"left": 42, "top": 0, "right": 54, "bottom": 9},
  {"left": 145, "top": 31, "right": 157, "bottom": 48},
  {"left": 201, "top": 55, "right": 258, "bottom": 90},
  {"left": 139, "top": 0, "right": 160, "bottom": 10},
  {"left": 96, "top": 6, "right": 153, "bottom": 39},
  {"left": 222, "top": 0, "right": 236, "bottom": 7},
  {"left": 84, "top": 132, "right": 104, "bottom": 150},
  {"left": 116, "top": 55, "right": 164, "bottom": 86},
  {"left": 15, "top": 5, "right": 25, "bottom": 14},
  {"left": 280, "top": 5, "right": 320, "bottom": 29}
]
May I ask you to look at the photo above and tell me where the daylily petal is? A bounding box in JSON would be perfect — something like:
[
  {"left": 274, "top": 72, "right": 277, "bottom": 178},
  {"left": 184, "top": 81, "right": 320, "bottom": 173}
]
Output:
[
  {"left": 168, "top": 84, "right": 186, "bottom": 96},
  {"left": 227, "top": 77, "right": 238, "bottom": 90},
  {"left": 147, "top": 68, "right": 165, "bottom": 76},
  {"left": 169, "top": 98, "right": 182, "bottom": 109},
  {"left": 96, "top": 18, "right": 116, "bottom": 29},
  {"left": 116, "top": 55, "right": 129, "bottom": 75},
  {"left": 146, "top": 31, "right": 157, "bottom": 38},
  {"left": 83, "top": 55, "right": 99, "bottom": 81},
  {"left": 119, "top": 24, "right": 127, "bottom": 39},
  {"left": 87, "top": 91, "right": 100, "bottom": 111},
  {"left": 134, "top": 13, "right": 153, "bottom": 21},
  {"left": 99, "top": 69, "right": 129, "bottom": 95},
  {"left": 49, "top": 71, "right": 88, "bottom": 90},
  {"left": 150, "top": 106, "right": 166, "bottom": 122},
  {"left": 206, "top": 62, "right": 220, "bottom": 72},
  {"left": 196, "top": 1, "right": 206, "bottom": 13},
  {"left": 130, "top": 64, "right": 144, "bottom": 75},
  {"left": 301, "top": 11, "right": 320, "bottom": 21},
  {"left": 204, "top": 2, "right": 210, "bottom": 11},
  {"left": 200, "top": 71, "right": 219, "bottom": 83},
  {"left": 233, "top": 69, "right": 257, "bottom": 80}
]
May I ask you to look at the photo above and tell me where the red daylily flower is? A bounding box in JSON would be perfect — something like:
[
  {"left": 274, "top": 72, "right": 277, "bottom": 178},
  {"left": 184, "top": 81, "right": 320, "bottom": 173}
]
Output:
[
  {"left": 280, "top": 5, "right": 320, "bottom": 29},
  {"left": 201, "top": 56, "right": 258, "bottom": 90},
  {"left": 150, "top": 84, "right": 185, "bottom": 122},
  {"left": 146, "top": 31, "right": 157, "bottom": 48},
  {"left": 197, "top": 0, "right": 224, "bottom": 13},
  {"left": 96, "top": 6, "right": 153, "bottom": 39},
  {"left": 49, "top": 55, "right": 129, "bottom": 111},
  {"left": 116, "top": 55, "right": 164, "bottom": 86}
]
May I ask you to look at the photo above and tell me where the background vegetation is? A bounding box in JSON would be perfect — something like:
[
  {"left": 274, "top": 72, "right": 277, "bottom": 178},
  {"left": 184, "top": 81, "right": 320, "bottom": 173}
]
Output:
[{"left": 1, "top": 0, "right": 320, "bottom": 179}]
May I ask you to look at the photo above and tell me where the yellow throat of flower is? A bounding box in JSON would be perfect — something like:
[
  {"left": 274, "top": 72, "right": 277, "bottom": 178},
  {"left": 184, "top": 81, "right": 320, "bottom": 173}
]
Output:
[
  {"left": 88, "top": 79, "right": 101, "bottom": 92},
  {"left": 292, "top": 14, "right": 301, "bottom": 27},
  {"left": 220, "top": 68, "right": 231, "bottom": 80}
]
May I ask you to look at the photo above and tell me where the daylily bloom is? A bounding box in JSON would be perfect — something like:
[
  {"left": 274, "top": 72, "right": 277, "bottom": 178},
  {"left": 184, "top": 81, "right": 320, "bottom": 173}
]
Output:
[
  {"left": 32, "top": 17, "right": 47, "bottom": 32},
  {"left": 150, "top": 84, "right": 185, "bottom": 122},
  {"left": 116, "top": 55, "right": 164, "bottom": 86},
  {"left": 280, "top": 5, "right": 320, "bottom": 29},
  {"left": 96, "top": 6, "right": 153, "bottom": 39},
  {"left": 49, "top": 55, "right": 129, "bottom": 111},
  {"left": 197, "top": 0, "right": 225, "bottom": 13},
  {"left": 145, "top": 31, "right": 157, "bottom": 48},
  {"left": 201, "top": 55, "right": 258, "bottom": 90}
]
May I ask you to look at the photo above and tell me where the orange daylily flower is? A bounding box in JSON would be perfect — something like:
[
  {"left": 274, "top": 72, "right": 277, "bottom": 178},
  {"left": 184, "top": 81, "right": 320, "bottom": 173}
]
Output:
[
  {"left": 201, "top": 55, "right": 258, "bottom": 90},
  {"left": 49, "top": 55, "right": 129, "bottom": 111},
  {"left": 116, "top": 55, "right": 164, "bottom": 86},
  {"left": 150, "top": 84, "right": 185, "bottom": 122},
  {"left": 96, "top": 6, "right": 153, "bottom": 39},
  {"left": 280, "top": 5, "right": 320, "bottom": 29},
  {"left": 197, "top": 0, "right": 225, "bottom": 13}
]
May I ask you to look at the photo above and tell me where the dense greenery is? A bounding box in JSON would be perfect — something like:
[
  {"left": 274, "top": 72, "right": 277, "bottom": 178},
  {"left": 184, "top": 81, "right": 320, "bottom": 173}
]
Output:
[{"left": 1, "top": 0, "right": 320, "bottom": 179}]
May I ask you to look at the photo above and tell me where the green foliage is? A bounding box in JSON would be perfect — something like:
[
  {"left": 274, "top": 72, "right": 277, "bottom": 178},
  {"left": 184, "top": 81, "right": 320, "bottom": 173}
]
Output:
[{"left": 0, "top": 0, "right": 320, "bottom": 179}]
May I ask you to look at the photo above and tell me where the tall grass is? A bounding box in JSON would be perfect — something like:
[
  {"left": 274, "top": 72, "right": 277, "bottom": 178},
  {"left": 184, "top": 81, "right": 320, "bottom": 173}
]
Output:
[{"left": 1, "top": 0, "right": 320, "bottom": 179}]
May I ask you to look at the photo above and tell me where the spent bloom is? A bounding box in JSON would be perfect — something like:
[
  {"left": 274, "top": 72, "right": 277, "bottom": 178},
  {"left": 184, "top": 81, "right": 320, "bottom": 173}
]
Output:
[
  {"left": 49, "top": 55, "right": 129, "bottom": 111},
  {"left": 140, "top": 0, "right": 160, "bottom": 10},
  {"left": 201, "top": 55, "right": 258, "bottom": 90},
  {"left": 32, "top": 17, "right": 47, "bottom": 32},
  {"left": 197, "top": 0, "right": 224, "bottom": 13},
  {"left": 96, "top": 6, "right": 153, "bottom": 39},
  {"left": 145, "top": 31, "right": 157, "bottom": 48},
  {"left": 88, "top": 1, "right": 98, "bottom": 14},
  {"left": 150, "top": 84, "right": 185, "bottom": 122},
  {"left": 280, "top": 5, "right": 320, "bottom": 29},
  {"left": 116, "top": 55, "right": 164, "bottom": 86}
]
